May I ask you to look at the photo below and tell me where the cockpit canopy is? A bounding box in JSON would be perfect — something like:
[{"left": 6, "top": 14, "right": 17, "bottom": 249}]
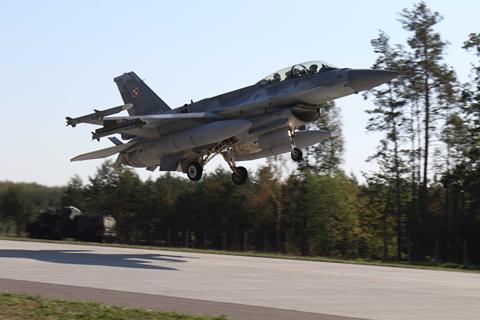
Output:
[{"left": 258, "top": 60, "right": 337, "bottom": 85}]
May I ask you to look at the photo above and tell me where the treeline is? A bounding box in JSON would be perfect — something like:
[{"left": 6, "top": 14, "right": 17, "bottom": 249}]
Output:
[
  {"left": 0, "top": 2, "right": 479, "bottom": 265},
  {"left": 361, "top": 2, "right": 480, "bottom": 264},
  {"left": 0, "top": 163, "right": 367, "bottom": 258},
  {"left": 0, "top": 182, "right": 63, "bottom": 236}
]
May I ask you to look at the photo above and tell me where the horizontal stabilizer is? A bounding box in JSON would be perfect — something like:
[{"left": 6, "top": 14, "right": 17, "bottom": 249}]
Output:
[{"left": 71, "top": 140, "right": 137, "bottom": 162}]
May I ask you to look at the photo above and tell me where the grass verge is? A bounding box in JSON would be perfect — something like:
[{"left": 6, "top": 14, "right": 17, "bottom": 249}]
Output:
[
  {"left": 1, "top": 236, "right": 479, "bottom": 273},
  {"left": 0, "top": 292, "right": 226, "bottom": 320}
]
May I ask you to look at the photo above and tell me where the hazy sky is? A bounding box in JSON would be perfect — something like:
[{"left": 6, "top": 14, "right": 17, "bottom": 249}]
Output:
[{"left": 0, "top": 0, "right": 478, "bottom": 186}]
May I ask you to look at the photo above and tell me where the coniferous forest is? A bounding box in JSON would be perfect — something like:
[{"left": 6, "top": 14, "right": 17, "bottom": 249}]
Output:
[{"left": 1, "top": 2, "right": 480, "bottom": 266}]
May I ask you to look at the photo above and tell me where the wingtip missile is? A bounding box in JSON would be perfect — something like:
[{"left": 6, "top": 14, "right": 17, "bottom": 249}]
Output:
[
  {"left": 66, "top": 117, "right": 76, "bottom": 127},
  {"left": 66, "top": 103, "right": 134, "bottom": 127},
  {"left": 91, "top": 132, "right": 100, "bottom": 142}
]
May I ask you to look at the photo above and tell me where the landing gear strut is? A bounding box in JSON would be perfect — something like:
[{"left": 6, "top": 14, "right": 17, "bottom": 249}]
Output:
[
  {"left": 186, "top": 161, "right": 203, "bottom": 181},
  {"left": 185, "top": 138, "right": 248, "bottom": 185},
  {"left": 222, "top": 149, "right": 248, "bottom": 185},
  {"left": 289, "top": 128, "right": 303, "bottom": 162}
]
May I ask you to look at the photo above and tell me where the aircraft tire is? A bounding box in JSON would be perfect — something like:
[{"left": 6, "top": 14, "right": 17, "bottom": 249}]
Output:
[
  {"left": 291, "top": 148, "right": 303, "bottom": 162},
  {"left": 232, "top": 166, "right": 248, "bottom": 185},
  {"left": 186, "top": 161, "right": 203, "bottom": 181}
]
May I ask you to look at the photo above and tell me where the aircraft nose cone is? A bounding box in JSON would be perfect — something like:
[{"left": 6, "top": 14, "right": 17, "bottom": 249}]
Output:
[{"left": 348, "top": 69, "right": 399, "bottom": 92}]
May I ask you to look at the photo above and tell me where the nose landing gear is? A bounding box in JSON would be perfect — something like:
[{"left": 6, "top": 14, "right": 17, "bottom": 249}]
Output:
[{"left": 289, "top": 128, "right": 303, "bottom": 162}]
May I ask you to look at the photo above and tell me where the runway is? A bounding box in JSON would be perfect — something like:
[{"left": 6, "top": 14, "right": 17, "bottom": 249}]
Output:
[{"left": 0, "top": 240, "right": 479, "bottom": 320}]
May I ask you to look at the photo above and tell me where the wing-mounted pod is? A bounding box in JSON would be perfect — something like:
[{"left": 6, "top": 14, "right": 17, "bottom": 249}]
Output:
[{"left": 66, "top": 103, "right": 133, "bottom": 127}]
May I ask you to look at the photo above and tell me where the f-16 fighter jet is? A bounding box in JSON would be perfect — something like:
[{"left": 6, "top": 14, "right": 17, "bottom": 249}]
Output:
[{"left": 67, "top": 61, "right": 397, "bottom": 185}]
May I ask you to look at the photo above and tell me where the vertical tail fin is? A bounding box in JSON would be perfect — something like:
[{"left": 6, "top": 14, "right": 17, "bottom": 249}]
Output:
[{"left": 113, "top": 72, "right": 171, "bottom": 115}]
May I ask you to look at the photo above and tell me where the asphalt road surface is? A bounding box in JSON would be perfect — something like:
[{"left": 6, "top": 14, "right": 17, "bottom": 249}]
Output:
[{"left": 0, "top": 240, "right": 479, "bottom": 320}]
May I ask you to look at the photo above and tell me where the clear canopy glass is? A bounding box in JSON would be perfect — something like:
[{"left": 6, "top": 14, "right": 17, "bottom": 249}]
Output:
[{"left": 258, "top": 60, "right": 337, "bottom": 85}]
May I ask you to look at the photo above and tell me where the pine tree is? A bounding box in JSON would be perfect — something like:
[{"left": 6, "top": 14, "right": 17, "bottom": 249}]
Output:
[
  {"left": 61, "top": 175, "right": 85, "bottom": 210},
  {"left": 462, "top": 33, "right": 480, "bottom": 163},
  {"left": 365, "top": 31, "right": 408, "bottom": 259},
  {"left": 299, "top": 101, "right": 344, "bottom": 175},
  {"left": 399, "top": 1, "right": 456, "bottom": 259},
  {"left": 1, "top": 186, "right": 30, "bottom": 236},
  {"left": 457, "top": 33, "right": 480, "bottom": 263}
]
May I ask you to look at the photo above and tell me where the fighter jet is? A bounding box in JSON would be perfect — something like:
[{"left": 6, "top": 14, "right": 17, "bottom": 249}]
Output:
[{"left": 67, "top": 61, "right": 397, "bottom": 185}]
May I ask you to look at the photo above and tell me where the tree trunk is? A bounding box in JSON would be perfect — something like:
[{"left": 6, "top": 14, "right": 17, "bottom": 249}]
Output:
[
  {"left": 422, "top": 71, "right": 430, "bottom": 222},
  {"left": 442, "top": 186, "right": 449, "bottom": 261},
  {"left": 394, "top": 137, "right": 402, "bottom": 260},
  {"left": 275, "top": 202, "right": 281, "bottom": 252},
  {"left": 391, "top": 102, "right": 402, "bottom": 260},
  {"left": 383, "top": 207, "right": 388, "bottom": 260}
]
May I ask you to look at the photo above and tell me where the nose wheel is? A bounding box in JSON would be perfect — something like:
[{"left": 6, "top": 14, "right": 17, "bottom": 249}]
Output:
[{"left": 186, "top": 161, "right": 203, "bottom": 181}]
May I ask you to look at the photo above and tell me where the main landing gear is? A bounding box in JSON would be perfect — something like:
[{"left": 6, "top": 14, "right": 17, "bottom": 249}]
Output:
[
  {"left": 231, "top": 166, "right": 248, "bottom": 185},
  {"left": 186, "top": 161, "right": 203, "bottom": 181},
  {"left": 291, "top": 147, "right": 303, "bottom": 162},
  {"left": 223, "top": 150, "right": 248, "bottom": 185},
  {"left": 185, "top": 138, "right": 249, "bottom": 185},
  {"left": 289, "top": 128, "right": 303, "bottom": 162}
]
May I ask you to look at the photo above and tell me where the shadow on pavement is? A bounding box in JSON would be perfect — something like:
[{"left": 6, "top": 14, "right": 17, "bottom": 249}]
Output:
[{"left": 0, "top": 249, "right": 187, "bottom": 270}]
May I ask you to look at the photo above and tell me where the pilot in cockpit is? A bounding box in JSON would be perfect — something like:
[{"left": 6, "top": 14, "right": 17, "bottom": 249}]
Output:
[
  {"left": 286, "top": 68, "right": 300, "bottom": 79},
  {"left": 319, "top": 64, "right": 332, "bottom": 72},
  {"left": 309, "top": 64, "right": 318, "bottom": 74}
]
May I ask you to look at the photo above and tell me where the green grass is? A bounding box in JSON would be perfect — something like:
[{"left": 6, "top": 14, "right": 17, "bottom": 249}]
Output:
[
  {"left": 0, "top": 292, "right": 226, "bottom": 320},
  {"left": 1, "top": 236, "right": 479, "bottom": 273}
]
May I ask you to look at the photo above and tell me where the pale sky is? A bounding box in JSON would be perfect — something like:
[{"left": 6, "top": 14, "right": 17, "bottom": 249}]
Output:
[{"left": 0, "top": 0, "right": 478, "bottom": 186}]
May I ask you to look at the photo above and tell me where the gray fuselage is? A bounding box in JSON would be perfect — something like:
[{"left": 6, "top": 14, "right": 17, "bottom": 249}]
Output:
[{"left": 123, "top": 67, "right": 356, "bottom": 168}]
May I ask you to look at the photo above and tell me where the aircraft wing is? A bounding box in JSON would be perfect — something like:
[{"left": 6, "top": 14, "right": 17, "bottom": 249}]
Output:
[
  {"left": 71, "top": 140, "right": 138, "bottom": 161},
  {"left": 91, "top": 112, "right": 221, "bottom": 140},
  {"left": 104, "top": 112, "right": 220, "bottom": 127}
]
